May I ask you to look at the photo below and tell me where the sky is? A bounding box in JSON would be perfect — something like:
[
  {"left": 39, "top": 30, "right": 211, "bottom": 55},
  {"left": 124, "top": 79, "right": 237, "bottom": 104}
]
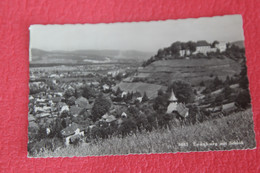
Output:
[{"left": 30, "top": 14, "right": 244, "bottom": 53}]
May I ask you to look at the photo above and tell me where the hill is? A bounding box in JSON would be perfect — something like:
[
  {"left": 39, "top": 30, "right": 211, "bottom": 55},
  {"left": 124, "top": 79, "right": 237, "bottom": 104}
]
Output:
[
  {"left": 135, "top": 57, "right": 241, "bottom": 85},
  {"left": 137, "top": 40, "right": 246, "bottom": 86}
]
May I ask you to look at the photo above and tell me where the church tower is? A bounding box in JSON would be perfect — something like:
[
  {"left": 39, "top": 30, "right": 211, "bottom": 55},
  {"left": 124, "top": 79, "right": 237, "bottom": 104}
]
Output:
[
  {"left": 166, "top": 90, "right": 178, "bottom": 114},
  {"left": 166, "top": 89, "right": 189, "bottom": 118},
  {"left": 168, "top": 89, "right": 177, "bottom": 102}
]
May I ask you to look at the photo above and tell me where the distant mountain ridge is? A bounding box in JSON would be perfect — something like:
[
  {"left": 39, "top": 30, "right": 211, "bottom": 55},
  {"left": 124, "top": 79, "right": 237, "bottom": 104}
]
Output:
[{"left": 30, "top": 48, "right": 154, "bottom": 64}]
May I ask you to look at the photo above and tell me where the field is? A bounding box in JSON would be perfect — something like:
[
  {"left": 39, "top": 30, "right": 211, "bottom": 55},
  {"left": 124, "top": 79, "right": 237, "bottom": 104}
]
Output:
[
  {"left": 112, "top": 82, "right": 167, "bottom": 98},
  {"left": 137, "top": 58, "right": 241, "bottom": 85},
  {"left": 33, "top": 109, "right": 255, "bottom": 157}
]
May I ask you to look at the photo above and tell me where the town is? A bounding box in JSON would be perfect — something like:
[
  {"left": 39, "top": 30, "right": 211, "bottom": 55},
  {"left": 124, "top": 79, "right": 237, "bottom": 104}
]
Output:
[{"left": 28, "top": 40, "right": 252, "bottom": 156}]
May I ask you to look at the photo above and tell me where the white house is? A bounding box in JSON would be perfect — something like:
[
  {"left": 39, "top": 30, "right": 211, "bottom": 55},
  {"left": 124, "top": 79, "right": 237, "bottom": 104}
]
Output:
[
  {"left": 179, "top": 49, "right": 191, "bottom": 57},
  {"left": 215, "top": 42, "right": 227, "bottom": 52},
  {"left": 194, "top": 41, "right": 212, "bottom": 55}
]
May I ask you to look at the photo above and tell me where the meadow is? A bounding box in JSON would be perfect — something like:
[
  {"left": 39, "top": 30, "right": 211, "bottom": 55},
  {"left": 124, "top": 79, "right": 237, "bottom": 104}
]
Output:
[
  {"left": 137, "top": 58, "right": 241, "bottom": 85},
  {"left": 33, "top": 109, "right": 255, "bottom": 157}
]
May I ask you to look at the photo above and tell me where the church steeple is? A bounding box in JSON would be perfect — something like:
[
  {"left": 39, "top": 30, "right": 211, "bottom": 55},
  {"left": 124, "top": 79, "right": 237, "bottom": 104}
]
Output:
[{"left": 169, "top": 89, "right": 177, "bottom": 102}]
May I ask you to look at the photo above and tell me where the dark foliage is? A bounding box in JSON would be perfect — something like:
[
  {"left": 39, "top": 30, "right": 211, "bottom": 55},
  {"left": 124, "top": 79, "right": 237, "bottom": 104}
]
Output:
[
  {"left": 91, "top": 94, "right": 111, "bottom": 122},
  {"left": 235, "top": 89, "right": 251, "bottom": 109},
  {"left": 167, "top": 80, "right": 195, "bottom": 104}
]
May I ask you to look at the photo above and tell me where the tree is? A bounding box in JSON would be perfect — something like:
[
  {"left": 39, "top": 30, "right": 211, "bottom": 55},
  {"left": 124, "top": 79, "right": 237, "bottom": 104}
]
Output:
[
  {"left": 199, "top": 81, "right": 205, "bottom": 87},
  {"left": 142, "top": 92, "right": 149, "bottom": 102},
  {"left": 67, "top": 96, "right": 76, "bottom": 106},
  {"left": 64, "top": 87, "right": 75, "bottom": 98},
  {"left": 167, "top": 80, "right": 194, "bottom": 103},
  {"left": 239, "top": 60, "right": 249, "bottom": 89},
  {"left": 157, "top": 89, "right": 164, "bottom": 96},
  {"left": 214, "top": 94, "right": 224, "bottom": 105},
  {"left": 115, "top": 87, "right": 122, "bottom": 96},
  {"left": 211, "top": 40, "right": 219, "bottom": 48},
  {"left": 213, "top": 76, "right": 222, "bottom": 87},
  {"left": 81, "top": 85, "right": 95, "bottom": 99},
  {"left": 153, "top": 94, "right": 168, "bottom": 112},
  {"left": 170, "top": 42, "right": 182, "bottom": 55},
  {"left": 225, "top": 76, "right": 231, "bottom": 85},
  {"left": 187, "top": 41, "right": 196, "bottom": 53},
  {"left": 91, "top": 94, "right": 111, "bottom": 122},
  {"left": 223, "top": 85, "right": 232, "bottom": 99},
  {"left": 235, "top": 90, "right": 251, "bottom": 109}
]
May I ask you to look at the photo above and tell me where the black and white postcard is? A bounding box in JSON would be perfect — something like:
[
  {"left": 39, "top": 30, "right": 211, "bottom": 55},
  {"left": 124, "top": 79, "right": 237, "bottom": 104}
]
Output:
[{"left": 28, "top": 14, "right": 256, "bottom": 157}]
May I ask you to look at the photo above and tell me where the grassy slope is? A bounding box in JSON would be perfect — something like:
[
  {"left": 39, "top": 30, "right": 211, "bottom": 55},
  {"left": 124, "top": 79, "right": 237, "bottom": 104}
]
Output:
[
  {"left": 33, "top": 109, "right": 255, "bottom": 157},
  {"left": 113, "top": 82, "right": 167, "bottom": 98},
  {"left": 138, "top": 58, "right": 241, "bottom": 85}
]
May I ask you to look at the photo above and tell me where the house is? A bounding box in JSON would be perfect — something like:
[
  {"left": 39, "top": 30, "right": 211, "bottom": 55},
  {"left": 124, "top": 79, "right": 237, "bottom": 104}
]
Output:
[
  {"left": 102, "top": 84, "right": 110, "bottom": 91},
  {"left": 60, "top": 105, "right": 69, "bottom": 114},
  {"left": 121, "top": 112, "right": 127, "bottom": 118},
  {"left": 56, "top": 102, "right": 67, "bottom": 110},
  {"left": 29, "top": 96, "right": 34, "bottom": 100},
  {"left": 60, "top": 123, "right": 84, "bottom": 145},
  {"left": 49, "top": 74, "right": 60, "bottom": 78},
  {"left": 91, "top": 82, "right": 100, "bottom": 87},
  {"left": 206, "top": 106, "right": 222, "bottom": 113},
  {"left": 222, "top": 102, "right": 237, "bottom": 115},
  {"left": 101, "top": 113, "right": 117, "bottom": 123},
  {"left": 194, "top": 40, "right": 212, "bottom": 55},
  {"left": 121, "top": 91, "right": 128, "bottom": 98},
  {"left": 215, "top": 42, "right": 227, "bottom": 52},
  {"left": 28, "top": 114, "right": 36, "bottom": 122},
  {"left": 136, "top": 97, "right": 143, "bottom": 103},
  {"left": 35, "top": 113, "right": 51, "bottom": 118},
  {"left": 179, "top": 49, "right": 191, "bottom": 57}
]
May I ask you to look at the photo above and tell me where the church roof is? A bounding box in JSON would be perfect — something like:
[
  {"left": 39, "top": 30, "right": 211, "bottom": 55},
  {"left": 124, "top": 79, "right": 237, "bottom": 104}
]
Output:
[
  {"left": 61, "top": 123, "right": 82, "bottom": 137},
  {"left": 169, "top": 90, "right": 178, "bottom": 102},
  {"left": 196, "top": 40, "right": 210, "bottom": 47}
]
